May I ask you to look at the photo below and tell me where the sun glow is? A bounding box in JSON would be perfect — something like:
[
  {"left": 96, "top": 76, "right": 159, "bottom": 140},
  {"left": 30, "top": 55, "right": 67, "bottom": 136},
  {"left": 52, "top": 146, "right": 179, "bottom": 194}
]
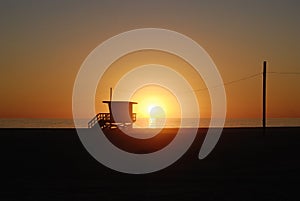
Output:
[{"left": 130, "top": 85, "right": 180, "bottom": 119}]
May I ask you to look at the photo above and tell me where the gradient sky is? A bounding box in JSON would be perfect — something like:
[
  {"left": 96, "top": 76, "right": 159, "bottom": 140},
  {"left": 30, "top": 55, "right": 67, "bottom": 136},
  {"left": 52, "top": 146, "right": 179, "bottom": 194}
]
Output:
[{"left": 0, "top": 0, "right": 299, "bottom": 119}]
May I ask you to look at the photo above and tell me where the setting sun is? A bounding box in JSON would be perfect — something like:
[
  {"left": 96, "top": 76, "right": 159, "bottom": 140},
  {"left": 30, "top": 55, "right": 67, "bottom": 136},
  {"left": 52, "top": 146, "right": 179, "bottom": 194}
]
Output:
[
  {"left": 130, "top": 85, "right": 180, "bottom": 119},
  {"left": 148, "top": 105, "right": 166, "bottom": 119}
]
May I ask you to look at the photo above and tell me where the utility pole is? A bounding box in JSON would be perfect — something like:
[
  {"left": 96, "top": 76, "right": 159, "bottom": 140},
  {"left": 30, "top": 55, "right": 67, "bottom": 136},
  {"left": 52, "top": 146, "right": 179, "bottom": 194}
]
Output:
[{"left": 263, "top": 61, "right": 267, "bottom": 130}]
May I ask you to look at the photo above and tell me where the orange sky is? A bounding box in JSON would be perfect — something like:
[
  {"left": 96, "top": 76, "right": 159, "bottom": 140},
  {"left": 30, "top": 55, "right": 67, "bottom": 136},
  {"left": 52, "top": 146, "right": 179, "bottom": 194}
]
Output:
[
  {"left": 0, "top": 1, "right": 299, "bottom": 119},
  {"left": 95, "top": 50, "right": 210, "bottom": 118}
]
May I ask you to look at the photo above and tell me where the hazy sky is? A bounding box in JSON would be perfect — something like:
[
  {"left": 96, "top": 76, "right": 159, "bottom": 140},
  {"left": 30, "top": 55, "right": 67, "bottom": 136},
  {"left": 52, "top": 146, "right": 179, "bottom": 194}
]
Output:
[{"left": 0, "top": 0, "right": 299, "bottom": 118}]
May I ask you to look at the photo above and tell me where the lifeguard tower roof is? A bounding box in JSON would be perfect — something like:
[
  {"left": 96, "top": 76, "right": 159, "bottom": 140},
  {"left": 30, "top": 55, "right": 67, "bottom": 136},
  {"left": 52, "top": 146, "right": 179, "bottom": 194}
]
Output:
[{"left": 102, "top": 101, "right": 137, "bottom": 104}]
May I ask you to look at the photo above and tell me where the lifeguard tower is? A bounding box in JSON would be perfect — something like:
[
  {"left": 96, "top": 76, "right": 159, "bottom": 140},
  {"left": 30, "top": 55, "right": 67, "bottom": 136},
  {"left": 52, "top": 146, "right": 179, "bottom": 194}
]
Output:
[{"left": 88, "top": 89, "right": 137, "bottom": 129}]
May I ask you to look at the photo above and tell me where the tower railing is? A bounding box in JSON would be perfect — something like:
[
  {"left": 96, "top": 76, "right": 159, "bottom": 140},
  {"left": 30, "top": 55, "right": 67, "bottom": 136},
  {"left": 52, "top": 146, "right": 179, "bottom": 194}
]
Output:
[{"left": 88, "top": 113, "right": 136, "bottom": 128}]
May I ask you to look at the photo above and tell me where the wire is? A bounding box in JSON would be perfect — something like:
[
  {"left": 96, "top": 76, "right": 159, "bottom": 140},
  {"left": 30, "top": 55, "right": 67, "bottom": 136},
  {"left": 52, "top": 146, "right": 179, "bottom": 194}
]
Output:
[
  {"left": 193, "top": 73, "right": 262, "bottom": 92},
  {"left": 268, "top": 72, "right": 300, "bottom": 75},
  {"left": 94, "top": 70, "right": 298, "bottom": 96},
  {"left": 223, "top": 73, "right": 262, "bottom": 86}
]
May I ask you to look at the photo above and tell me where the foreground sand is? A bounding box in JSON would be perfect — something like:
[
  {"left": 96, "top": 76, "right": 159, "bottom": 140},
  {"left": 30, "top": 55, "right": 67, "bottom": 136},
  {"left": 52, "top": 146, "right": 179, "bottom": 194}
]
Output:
[{"left": 0, "top": 127, "right": 299, "bottom": 200}]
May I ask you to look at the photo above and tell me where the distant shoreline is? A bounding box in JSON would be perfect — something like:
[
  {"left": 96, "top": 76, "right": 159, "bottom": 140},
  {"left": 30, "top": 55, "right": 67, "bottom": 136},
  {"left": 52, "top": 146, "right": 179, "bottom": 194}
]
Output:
[
  {"left": 0, "top": 118, "right": 299, "bottom": 128},
  {"left": 0, "top": 126, "right": 299, "bottom": 130}
]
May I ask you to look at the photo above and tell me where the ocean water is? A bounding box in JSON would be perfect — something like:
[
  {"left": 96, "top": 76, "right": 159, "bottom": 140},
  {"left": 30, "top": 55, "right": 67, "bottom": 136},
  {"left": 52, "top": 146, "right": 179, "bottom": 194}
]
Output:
[{"left": 0, "top": 118, "right": 299, "bottom": 128}]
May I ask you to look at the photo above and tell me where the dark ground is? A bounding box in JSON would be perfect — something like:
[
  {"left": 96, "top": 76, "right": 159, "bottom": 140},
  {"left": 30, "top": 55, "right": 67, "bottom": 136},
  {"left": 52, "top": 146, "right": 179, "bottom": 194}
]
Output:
[{"left": 0, "top": 128, "right": 299, "bottom": 201}]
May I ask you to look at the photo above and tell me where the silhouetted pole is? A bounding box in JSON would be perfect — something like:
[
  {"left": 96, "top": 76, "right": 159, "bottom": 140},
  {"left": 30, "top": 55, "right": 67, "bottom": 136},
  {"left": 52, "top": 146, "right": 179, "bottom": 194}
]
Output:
[
  {"left": 263, "top": 61, "right": 267, "bottom": 129},
  {"left": 110, "top": 87, "right": 112, "bottom": 101}
]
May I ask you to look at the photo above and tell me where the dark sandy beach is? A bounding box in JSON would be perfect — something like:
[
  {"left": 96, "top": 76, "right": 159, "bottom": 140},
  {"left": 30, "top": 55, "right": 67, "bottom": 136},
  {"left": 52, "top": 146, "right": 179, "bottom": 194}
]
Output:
[{"left": 0, "top": 127, "right": 299, "bottom": 201}]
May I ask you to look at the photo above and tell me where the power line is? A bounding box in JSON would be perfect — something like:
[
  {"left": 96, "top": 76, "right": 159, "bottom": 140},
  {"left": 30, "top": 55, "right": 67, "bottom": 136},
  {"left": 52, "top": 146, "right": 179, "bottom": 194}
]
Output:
[
  {"left": 223, "top": 73, "right": 262, "bottom": 86},
  {"left": 268, "top": 72, "right": 300, "bottom": 75},
  {"left": 192, "top": 71, "right": 299, "bottom": 93},
  {"left": 94, "top": 70, "right": 298, "bottom": 97},
  {"left": 193, "top": 73, "right": 262, "bottom": 92}
]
